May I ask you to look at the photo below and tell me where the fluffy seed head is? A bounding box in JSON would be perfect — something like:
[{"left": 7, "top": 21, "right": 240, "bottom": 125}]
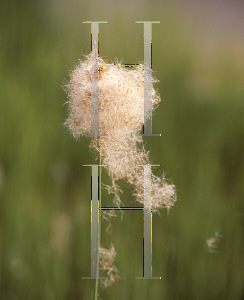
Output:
[
  {"left": 64, "top": 52, "right": 176, "bottom": 213},
  {"left": 64, "top": 53, "right": 159, "bottom": 137}
]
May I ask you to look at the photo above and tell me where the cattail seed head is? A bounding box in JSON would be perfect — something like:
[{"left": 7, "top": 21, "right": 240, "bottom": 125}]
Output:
[
  {"left": 64, "top": 53, "right": 160, "bottom": 137},
  {"left": 64, "top": 52, "right": 176, "bottom": 213}
]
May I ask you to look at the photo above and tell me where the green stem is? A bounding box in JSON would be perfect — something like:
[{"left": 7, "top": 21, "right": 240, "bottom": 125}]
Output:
[{"left": 94, "top": 139, "right": 102, "bottom": 300}]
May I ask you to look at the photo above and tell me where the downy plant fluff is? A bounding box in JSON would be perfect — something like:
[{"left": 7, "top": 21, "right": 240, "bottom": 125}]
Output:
[{"left": 64, "top": 51, "right": 176, "bottom": 213}]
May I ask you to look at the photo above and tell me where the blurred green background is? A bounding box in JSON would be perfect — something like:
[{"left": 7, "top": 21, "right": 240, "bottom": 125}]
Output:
[{"left": 1, "top": 0, "right": 244, "bottom": 299}]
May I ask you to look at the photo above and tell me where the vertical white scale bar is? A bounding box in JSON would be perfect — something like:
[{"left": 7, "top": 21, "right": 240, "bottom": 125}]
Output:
[
  {"left": 82, "top": 22, "right": 108, "bottom": 137},
  {"left": 136, "top": 164, "right": 161, "bottom": 280},
  {"left": 136, "top": 21, "right": 161, "bottom": 137},
  {"left": 82, "top": 165, "right": 107, "bottom": 280}
]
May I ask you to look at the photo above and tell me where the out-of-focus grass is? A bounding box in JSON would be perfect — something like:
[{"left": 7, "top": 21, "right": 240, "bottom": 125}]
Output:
[{"left": 0, "top": 1, "right": 244, "bottom": 299}]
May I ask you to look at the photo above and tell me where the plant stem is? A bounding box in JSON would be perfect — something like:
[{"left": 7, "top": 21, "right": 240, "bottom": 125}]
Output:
[{"left": 94, "top": 138, "right": 102, "bottom": 300}]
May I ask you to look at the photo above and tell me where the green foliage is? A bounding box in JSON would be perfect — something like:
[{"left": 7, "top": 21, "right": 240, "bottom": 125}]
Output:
[{"left": 0, "top": 1, "right": 244, "bottom": 299}]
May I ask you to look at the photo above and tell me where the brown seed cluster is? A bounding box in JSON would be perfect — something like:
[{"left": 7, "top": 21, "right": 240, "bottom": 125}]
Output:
[{"left": 99, "top": 244, "right": 119, "bottom": 288}]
